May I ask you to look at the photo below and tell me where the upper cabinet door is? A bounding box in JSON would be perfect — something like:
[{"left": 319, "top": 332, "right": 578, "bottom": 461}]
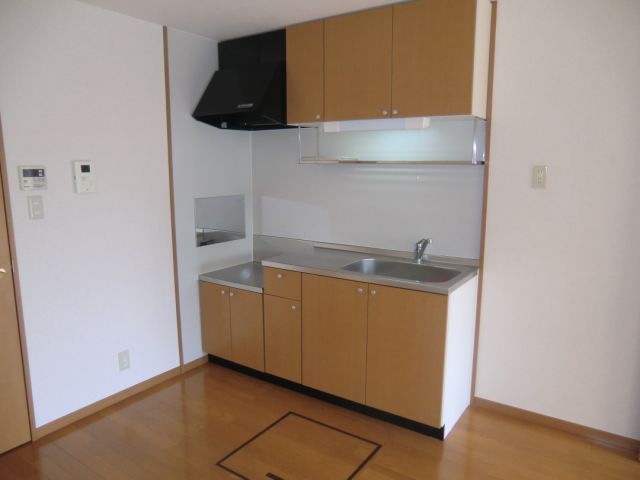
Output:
[
  {"left": 392, "top": 0, "right": 477, "bottom": 118},
  {"left": 286, "top": 20, "right": 325, "bottom": 124},
  {"left": 324, "top": 7, "right": 393, "bottom": 121}
]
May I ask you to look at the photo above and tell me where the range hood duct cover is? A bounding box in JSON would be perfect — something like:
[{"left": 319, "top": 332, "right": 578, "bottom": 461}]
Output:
[{"left": 192, "top": 29, "right": 291, "bottom": 131}]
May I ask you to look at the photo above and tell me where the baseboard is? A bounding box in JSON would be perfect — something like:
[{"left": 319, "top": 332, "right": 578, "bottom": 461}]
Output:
[
  {"left": 181, "top": 354, "right": 208, "bottom": 374},
  {"left": 33, "top": 366, "right": 182, "bottom": 441},
  {"left": 472, "top": 397, "right": 640, "bottom": 460},
  {"left": 208, "top": 355, "right": 445, "bottom": 440}
]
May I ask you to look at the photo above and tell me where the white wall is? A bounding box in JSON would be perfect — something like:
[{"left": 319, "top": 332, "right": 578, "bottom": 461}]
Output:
[
  {"left": 477, "top": 0, "right": 640, "bottom": 440},
  {"left": 252, "top": 130, "right": 484, "bottom": 259},
  {"left": 0, "top": 0, "right": 180, "bottom": 427},
  {"left": 167, "top": 28, "right": 253, "bottom": 364}
]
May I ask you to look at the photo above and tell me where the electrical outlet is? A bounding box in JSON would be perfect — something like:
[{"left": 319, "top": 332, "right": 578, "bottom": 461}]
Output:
[
  {"left": 118, "top": 350, "right": 130, "bottom": 371},
  {"left": 532, "top": 165, "right": 548, "bottom": 189}
]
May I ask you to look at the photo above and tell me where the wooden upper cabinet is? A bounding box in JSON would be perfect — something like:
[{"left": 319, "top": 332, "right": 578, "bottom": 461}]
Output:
[
  {"left": 286, "top": 20, "right": 324, "bottom": 123},
  {"left": 286, "top": 0, "right": 491, "bottom": 121},
  {"left": 324, "top": 7, "right": 393, "bottom": 121},
  {"left": 392, "top": 0, "right": 491, "bottom": 118},
  {"left": 302, "top": 274, "right": 368, "bottom": 402},
  {"left": 366, "top": 285, "right": 448, "bottom": 427},
  {"left": 199, "top": 282, "right": 232, "bottom": 359}
]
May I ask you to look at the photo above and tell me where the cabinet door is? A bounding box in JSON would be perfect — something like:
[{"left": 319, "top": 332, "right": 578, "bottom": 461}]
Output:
[
  {"left": 366, "top": 284, "right": 447, "bottom": 427},
  {"left": 199, "top": 282, "right": 231, "bottom": 359},
  {"left": 324, "top": 7, "right": 392, "bottom": 121},
  {"left": 264, "top": 295, "right": 301, "bottom": 382},
  {"left": 229, "top": 288, "right": 264, "bottom": 371},
  {"left": 392, "top": 0, "right": 476, "bottom": 117},
  {"left": 302, "top": 274, "right": 368, "bottom": 402},
  {"left": 287, "top": 20, "right": 324, "bottom": 123}
]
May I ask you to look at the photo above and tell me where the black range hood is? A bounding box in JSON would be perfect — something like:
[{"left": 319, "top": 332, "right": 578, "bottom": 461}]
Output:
[{"left": 193, "top": 29, "right": 291, "bottom": 131}]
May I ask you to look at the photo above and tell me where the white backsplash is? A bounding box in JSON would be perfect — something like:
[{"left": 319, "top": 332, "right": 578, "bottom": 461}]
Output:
[{"left": 252, "top": 129, "right": 485, "bottom": 259}]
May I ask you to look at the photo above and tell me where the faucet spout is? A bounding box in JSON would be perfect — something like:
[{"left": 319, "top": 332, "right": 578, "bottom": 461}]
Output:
[{"left": 414, "top": 238, "right": 432, "bottom": 263}]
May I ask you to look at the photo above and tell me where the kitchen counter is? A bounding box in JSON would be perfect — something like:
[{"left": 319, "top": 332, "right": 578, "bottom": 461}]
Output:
[
  {"left": 199, "top": 261, "right": 263, "bottom": 293},
  {"left": 262, "top": 248, "right": 477, "bottom": 295}
]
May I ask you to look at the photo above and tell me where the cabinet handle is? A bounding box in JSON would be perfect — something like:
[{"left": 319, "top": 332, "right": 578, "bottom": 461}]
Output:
[
  {"left": 276, "top": 273, "right": 283, "bottom": 279},
  {"left": 220, "top": 289, "right": 225, "bottom": 295},
  {"left": 291, "top": 305, "right": 297, "bottom": 311},
  {"left": 382, "top": 110, "right": 389, "bottom": 116},
  {"left": 370, "top": 289, "right": 377, "bottom": 296},
  {"left": 357, "top": 287, "right": 364, "bottom": 293},
  {"left": 315, "top": 114, "right": 321, "bottom": 120},
  {"left": 392, "top": 109, "right": 399, "bottom": 115},
  {"left": 229, "top": 292, "right": 235, "bottom": 297}
]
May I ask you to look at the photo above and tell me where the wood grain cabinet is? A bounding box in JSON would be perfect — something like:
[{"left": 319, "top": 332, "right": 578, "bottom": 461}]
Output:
[
  {"left": 264, "top": 267, "right": 301, "bottom": 301},
  {"left": 391, "top": 0, "right": 489, "bottom": 118},
  {"left": 285, "top": 0, "right": 491, "bottom": 122},
  {"left": 324, "top": 7, "right": 393, "bottom": 121},
  {"left": 200, "top": 282, "right": 232, "bottom": 360},
  {"left": 286, "top": 20, "right": 325, "bottom": 123},
  {"left": 366, "top": 285, "right": 448, "bottom": 426},
  {"left": 263, "top": 268, "right": 303, "bottom": 382},
  {"left": 301, "top": 274, "right": 368, "bottom": 402},
  {"left": 264, "top": 295, "right": 301, "bottom": 382},
  {"left": 199, "top": 282, "right": 264, "bottom": 371}
]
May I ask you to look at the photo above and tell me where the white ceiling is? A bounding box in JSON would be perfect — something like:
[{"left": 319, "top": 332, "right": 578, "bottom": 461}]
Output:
[{"left": 77, "top": 0, "right": 393, "bottom": 41}]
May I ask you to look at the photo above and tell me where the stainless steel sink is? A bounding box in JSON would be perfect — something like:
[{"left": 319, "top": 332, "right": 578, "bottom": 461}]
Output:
[{"left": 341, "top": 258, "right": 460, "bottom": 283}]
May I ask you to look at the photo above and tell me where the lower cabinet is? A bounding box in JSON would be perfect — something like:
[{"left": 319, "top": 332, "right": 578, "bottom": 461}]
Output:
[
  {"left": 199, "top": 282, "right": 232, "bottom": 359},
  {"left": 201, "top": 269, "right": 477, "bottom": 436},
  {"left": 302, "top": 274, "right": 368, "bottom": 403},
  {"left": 199, "top": 282, "right": 264, "bottom": 371},
  {"left": 264, "top": 295, "right": 301, "bottom": 382},
  {"left": 229, "top": 288, "right": 264, "bottom": 371},
  {"left": 366, "top": 284, "right": 447, "bottom": 427}
]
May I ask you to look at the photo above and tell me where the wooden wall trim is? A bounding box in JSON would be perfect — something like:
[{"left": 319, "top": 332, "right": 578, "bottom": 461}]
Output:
[
  {"left": 471, "top": 0, "right": 497, "bottom": 399},
  {"left": 33, "top": 366, "right": 182, "bottom": 441},
  {"left": 473, "top": 397, "right": 640, "bottom": 460},
  {"left": 0, "top": 115, "right": 36, "bottom": 442},
  {"left": 182, "top": 355, "right": 209, "bottom": 374},
  {"left": 162, "top": 25, "right": 185, "bottom": 368},
  {"left": 33, "top": 358, "right": 210, "bottom": 442}
]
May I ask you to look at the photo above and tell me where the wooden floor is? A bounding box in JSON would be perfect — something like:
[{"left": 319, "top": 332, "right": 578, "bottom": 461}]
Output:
[{"left": 1, "top": 364, "right": 638, "bottom": 479}]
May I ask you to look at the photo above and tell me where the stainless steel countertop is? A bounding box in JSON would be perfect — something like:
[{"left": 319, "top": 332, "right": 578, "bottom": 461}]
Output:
[
  {"left": 262, "top": 248, "right": 477, "bottom": 295},
  {"left": 199, "top": 261, "right": 263, "bottom": 293},
  {"left": 199, "top": 248, "right": 478, "bottom": 296}
]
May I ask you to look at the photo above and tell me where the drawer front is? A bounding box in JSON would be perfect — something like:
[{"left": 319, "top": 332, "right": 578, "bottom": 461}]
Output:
[{"left": 263, "top": 267, "right": 301, "bottom": 300}]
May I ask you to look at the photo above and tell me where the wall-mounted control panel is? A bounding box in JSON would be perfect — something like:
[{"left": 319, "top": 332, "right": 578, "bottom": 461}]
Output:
[
  {"left": 72, "top": 160, "right": 96, "bottom": 193},
  {"left": 18, "top": 165, "right": 47, "bottom": 191}
]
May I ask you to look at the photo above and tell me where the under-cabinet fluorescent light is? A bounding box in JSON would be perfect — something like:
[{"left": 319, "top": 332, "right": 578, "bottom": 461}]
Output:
[{"left": 323, "top": 117, "right": 431, "bottom": 133}]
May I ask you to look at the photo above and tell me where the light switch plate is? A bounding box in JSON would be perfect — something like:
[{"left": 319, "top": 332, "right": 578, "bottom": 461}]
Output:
[
  {"left": 27, "top": 195, "right": 44, "bottom": 220},
  {"left": 118, "top": 350, "right": 130, "bottom": 371},
  {"left": 532, "top": 165, "right": 548, "bottom": 189}
]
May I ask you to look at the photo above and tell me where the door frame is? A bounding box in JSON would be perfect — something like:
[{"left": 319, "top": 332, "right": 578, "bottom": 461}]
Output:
[{"left": 0, "top": 115, "right": 36, "bottom": 441}]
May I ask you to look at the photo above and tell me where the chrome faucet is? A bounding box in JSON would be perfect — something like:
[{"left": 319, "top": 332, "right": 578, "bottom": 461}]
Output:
[{"left": 414, "top": 238, "right": 432, "bottom": 263}]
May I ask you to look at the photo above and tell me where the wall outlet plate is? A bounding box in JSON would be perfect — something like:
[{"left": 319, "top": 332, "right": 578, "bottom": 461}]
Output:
[
  {"left": 118, "top": 350, "right": 130, "bottom": 371},
  {"left": 532, "top": 165, "right": 548, "bottom": 189}
]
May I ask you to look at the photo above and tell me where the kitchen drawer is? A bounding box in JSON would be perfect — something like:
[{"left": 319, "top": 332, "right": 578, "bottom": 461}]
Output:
[{"left": 263, "top": 267, "right": 301, "bottom": 300}]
